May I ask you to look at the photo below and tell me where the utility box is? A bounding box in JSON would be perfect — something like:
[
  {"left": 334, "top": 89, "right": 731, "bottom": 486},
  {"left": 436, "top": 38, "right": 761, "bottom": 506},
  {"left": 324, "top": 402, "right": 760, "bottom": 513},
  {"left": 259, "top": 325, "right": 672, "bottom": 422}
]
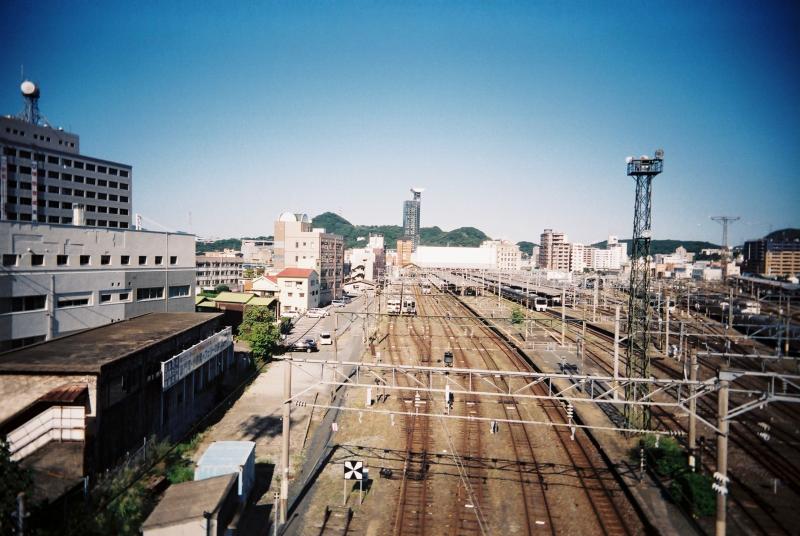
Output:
[{"left": 195, "top": 441, "right": 256, "bottom": 502}]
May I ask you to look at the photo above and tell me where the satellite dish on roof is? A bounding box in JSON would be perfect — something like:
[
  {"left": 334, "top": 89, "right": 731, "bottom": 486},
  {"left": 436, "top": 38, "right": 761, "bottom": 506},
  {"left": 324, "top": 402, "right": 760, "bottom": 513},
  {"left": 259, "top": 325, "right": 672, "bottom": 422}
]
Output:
[
  {"left": 625, "top": 156, "right": 634, "bottom": 164},
  {"left": 20, "top": 80, "right": 38, "bottom": 97}
]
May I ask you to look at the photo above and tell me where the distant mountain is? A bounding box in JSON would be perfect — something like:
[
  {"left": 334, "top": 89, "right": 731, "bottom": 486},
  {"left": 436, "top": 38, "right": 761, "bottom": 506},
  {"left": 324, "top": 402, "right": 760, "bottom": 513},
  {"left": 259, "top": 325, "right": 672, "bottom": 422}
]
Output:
[
  {"left": 591, "top": 239, "right": 719, "bottom": 255},
  {"left": 517, "top": 241, "right": 538, "bottom": 256},
  {"left": 312, "top": 212, "right": 490, "bottom": 249},
  {"left": 765, "top": 228, "right": 800, "bottom": 242},
  {"left": 196, "top": 236, "right": 271, "bottom": 254}
]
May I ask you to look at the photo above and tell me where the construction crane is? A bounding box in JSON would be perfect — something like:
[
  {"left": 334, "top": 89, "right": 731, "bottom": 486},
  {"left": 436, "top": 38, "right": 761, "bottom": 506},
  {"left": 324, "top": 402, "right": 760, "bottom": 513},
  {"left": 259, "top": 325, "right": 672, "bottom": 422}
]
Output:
[
  {"left": 624, "top": 149, "right": 664, "bottom": 430},
  {"left": 711, "top": 216, "right": 740, "bottom": 279}
]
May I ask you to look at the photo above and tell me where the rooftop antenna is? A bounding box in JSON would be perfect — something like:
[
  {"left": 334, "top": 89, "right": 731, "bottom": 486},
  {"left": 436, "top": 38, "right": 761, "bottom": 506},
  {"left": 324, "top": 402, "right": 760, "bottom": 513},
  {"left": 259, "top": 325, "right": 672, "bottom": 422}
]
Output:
[{"left": 17, "top": 77, "right": 50, "bottom": 127}]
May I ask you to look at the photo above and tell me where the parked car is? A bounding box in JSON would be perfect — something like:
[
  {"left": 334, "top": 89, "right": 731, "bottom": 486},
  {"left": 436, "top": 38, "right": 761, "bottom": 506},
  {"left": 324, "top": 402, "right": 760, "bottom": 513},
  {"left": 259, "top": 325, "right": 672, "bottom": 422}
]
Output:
[
  {"left": 319, "top": 332, "right": 333, "bottom": 345},
  {"left": 306, "top": 308, "right": 329, "bottom": 318},
  {"left": 291, "top": 338, "right": 318, "bottom": 352},
  {"left": 331, "top": 299, "right": 347, "bottom": 307},
  {"left": 281, "top": 310, "right": 299, "bottom": 319}
]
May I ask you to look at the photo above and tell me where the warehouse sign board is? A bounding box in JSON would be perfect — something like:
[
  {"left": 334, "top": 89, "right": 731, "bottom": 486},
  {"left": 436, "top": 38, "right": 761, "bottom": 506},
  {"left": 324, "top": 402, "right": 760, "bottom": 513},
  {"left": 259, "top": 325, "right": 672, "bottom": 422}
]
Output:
[{"left": 162, "top": 327, "right": 233, "bottom": 390}]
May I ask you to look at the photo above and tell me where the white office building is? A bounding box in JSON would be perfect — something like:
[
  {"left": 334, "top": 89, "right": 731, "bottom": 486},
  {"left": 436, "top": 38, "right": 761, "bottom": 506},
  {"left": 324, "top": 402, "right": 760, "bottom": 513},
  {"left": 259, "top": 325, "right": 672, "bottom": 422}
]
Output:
[
  {"left": 480, "top": 240, "right": 522, "bottom": 271},
  {"left": 0, "top": 221, "right": 195, "bottom": 350}
]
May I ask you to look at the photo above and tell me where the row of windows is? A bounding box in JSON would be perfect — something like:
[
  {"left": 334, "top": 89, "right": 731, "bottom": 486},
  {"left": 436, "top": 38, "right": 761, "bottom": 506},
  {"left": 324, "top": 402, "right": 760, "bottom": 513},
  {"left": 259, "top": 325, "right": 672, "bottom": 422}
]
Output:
[
  {"left": 5, "top": 174, "right": 130, "bottom": 191},
  {"left": 3, "top": 129, "right": 76, "bottom": 148},
  {"left": 0, "top": 286, "right": 192, "bottom": 313},
  {"left": 7, "top": 197, "right": 129, "bottom": 213},
  {"left": 3, "top": 213, "right": 130, "bottom": 227},
  {"left": 2, "top": 253, "right": 179, "bottom": 267},
  {"left": 2, "top": 146, "right": 129, "bottom": 177}
]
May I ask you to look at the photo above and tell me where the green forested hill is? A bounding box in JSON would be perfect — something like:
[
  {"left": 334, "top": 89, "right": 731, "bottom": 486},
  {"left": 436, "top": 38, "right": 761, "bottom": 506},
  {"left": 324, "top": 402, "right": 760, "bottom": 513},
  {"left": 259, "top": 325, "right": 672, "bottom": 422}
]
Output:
[{"left": 591, "top": 238, "right": 719, "bottom": 255}]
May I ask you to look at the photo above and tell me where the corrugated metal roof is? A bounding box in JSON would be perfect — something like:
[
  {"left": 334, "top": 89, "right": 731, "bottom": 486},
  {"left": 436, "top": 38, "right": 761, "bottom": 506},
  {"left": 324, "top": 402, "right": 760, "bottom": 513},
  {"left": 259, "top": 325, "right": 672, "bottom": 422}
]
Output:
[
  {"left": 276, "top": 267, "right": 316, "bottom": 279},
  {"left": 141, "top": 473, "right": 237, "bottom": 529},
  {"left": 39, "top": 384, "right": 88, "bottom": 404},
  {"left": 212, "top": 292, "right": 255, "bottom": 304},
  {"left": 248, "top": 297, "right": 276, "bottom": 307},
  {"left": 197, "top": 441, "right": 255, "bottom": 467}
]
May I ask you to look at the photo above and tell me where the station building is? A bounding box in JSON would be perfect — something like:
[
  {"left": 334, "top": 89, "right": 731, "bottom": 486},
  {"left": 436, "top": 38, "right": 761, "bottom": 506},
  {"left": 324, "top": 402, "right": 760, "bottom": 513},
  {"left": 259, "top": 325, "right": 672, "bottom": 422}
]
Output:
[{"left": 0, "top": 312, "right": 239, "bottom": 502}]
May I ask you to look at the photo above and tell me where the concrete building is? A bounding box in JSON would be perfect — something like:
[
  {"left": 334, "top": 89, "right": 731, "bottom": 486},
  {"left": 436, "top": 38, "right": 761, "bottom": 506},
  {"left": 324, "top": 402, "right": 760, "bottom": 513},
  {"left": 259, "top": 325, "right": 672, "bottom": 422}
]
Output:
[
  {"left": 538, "top": 229, "right": 570, "bottom": 271},
  {"left": 480, "top": 240, "right": 522, "bottom": 271},
  {"left": 142, "top": 473, "right": 239, "bottom": 536},
  {"left": 250, "top": 274, "right": 279, "bottom": 297},
  {"left": 0, "top": 313, "right": 238, "bottom": 502},
  {"left": 277, "top": 267, "right": 319, "bottom": 315},
  {"left": 1, "top": 82, "right": 132, "bottom": 228},
  {"left": 346, "top": 234, "right": 387, "bottom": 283},
  {"left": 0, "top": 221, "right": 195, "bottom": 350},
  {"left": 241, "top": 238, "right": 274, "bottom": 266},
  {"left": 196, "top": 254, "right": 243, "bottom": 292},
  {"left": 591, "top": 236, "right": 627, "bottom": 271},
  {"left": 396, "top": 237, "right": 414, "bottom": 267},
  {"left": 743, "top": 235, "right": 800, "bottom": 277},
  {"left": 273, "top": 212, "right": 344, "bottom": 305},
  {"left": 402, "top": 188, "right": 423, "bottom": 251},
  {"left": 411, "top": 246, "right": 497, "bottom": 269}
]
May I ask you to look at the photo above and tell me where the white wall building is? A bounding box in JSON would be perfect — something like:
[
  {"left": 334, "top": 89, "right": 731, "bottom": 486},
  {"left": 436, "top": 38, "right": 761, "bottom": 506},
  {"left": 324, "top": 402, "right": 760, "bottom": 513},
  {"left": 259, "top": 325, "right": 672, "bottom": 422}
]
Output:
[
  {"left": 276, "top": 268, "right": 319, "bottom": 315},
  {"left": 196, "top": 254, "right": 243, "bottom": 292},
  {"left": 480, "top": 240, "right": 522, "bottom": 271},
  {"left": 274, "top": 212, "right": 344, "bottom": 305},
  {"left": 241, "top": 239, "right": 274, "bottom": 266},
  {"left": 0, "top": 221, "right": 195, "bottom": 350},
  {"left": 411, "top": 246, "right": 497, "bottom": 269}
]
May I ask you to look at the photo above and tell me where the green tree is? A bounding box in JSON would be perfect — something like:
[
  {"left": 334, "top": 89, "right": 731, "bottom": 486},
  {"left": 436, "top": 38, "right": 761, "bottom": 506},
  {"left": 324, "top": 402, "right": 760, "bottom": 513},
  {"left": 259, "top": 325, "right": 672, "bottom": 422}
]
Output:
[
  {"left": 0, "top": 439, "right": 33, "bottom": 533},
  {"left": 214, "top": 284, "right": 231, "bottom": 293},
  {"left": 510, "top": 306, "right": 525, "bottom": 325},
  {"left": 239, "top": 306, "right": 281, "bottom": 361},
  {"left": 243, "top": 268, "right": 255, "bottom": 279}
]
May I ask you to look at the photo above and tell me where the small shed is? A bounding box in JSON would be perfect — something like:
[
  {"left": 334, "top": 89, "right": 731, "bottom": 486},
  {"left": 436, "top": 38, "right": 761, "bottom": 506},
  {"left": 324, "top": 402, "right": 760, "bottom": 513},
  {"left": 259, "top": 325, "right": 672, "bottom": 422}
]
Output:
[
  {"left": 141, "top": 473, "right": 238, "bottom": 536},
  {"left": 195, "top": 441, "right": 256, "bottom": 502}
]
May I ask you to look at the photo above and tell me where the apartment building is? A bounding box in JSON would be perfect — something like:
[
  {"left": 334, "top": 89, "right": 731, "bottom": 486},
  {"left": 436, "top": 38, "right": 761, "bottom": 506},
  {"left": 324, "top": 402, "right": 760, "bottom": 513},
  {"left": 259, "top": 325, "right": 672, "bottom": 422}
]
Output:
[
  {"left": 397, "top": 237, "right": 414, "bottom": 267},
  {"left": 0, "top": 221, "right": 195, "bottom": 350},
  {"left": 276, "top": 268, "right": 319, "bottom": 315},
  {"left": 241, "top": 239, "right": 274, "bottom": 266},
  {"left": 480, "top": 239, "right": 522, "bottom": 271},
  {"left": 743, "top": 236, "right": 800, "bottom": 277},
  {"left": 273, "top": 212, "right": 343, "bottom": 305},
  {"left": 196, "top": 253, "right": 243, "bottom": 292},
  {"left": 538, "top": 229, "right": 570, "bottom": 271},
  {"left": 1, "top": 83, "right": 132, "bottom": 228}
]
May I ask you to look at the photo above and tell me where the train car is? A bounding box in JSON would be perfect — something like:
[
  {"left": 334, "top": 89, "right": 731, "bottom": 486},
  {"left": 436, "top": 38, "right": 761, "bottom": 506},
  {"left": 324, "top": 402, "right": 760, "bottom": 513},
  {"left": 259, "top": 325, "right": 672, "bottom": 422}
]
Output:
[
  {"left": 421, "top": 283, "right": 432, "bottom": 295},
  {"left": 402, "top": 298, "right": 417, "bottom": 315},
  {"left": 534, "top": 297, "right": 547, "bottom": 312},
  {"left": 387, "top": 298, "right": 401, "bottom": 315}
]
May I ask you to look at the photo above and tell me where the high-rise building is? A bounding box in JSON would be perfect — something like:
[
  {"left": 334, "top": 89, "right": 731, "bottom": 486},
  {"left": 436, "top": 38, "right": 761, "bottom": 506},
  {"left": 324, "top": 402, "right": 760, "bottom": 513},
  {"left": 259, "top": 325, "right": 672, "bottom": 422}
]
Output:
[
  {"left": 480, "top": 239, "right": 522, "bottom": 270},
  {"left": 397, "top": 237, "right": 414, "bottom": 267},
  {"left": 273, "top": 212, "right": 344, "bottom": 304},
  {"left": 538, "top": 229, "right": 570, "bottom": 271},
  {"left": 1, "top": 81, "right": 133, "bottom": 228},
  {"left": 743, "top": 231, "right": 800, "bottom": 277},
  {"left": 403, "top": 188, "right": 423, "bottom": 250}
]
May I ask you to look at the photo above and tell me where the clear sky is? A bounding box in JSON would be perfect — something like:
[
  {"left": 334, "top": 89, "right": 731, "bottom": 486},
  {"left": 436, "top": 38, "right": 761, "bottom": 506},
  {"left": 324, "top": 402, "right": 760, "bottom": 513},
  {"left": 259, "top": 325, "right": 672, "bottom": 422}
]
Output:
[{"left": 1, "top": 1, "right": 798, "bottom": 246}]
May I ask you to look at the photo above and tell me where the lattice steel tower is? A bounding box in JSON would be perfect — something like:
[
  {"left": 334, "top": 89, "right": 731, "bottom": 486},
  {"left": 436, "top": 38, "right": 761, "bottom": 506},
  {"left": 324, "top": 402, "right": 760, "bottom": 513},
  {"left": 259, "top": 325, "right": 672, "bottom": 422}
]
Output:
[
  {"left": 624, "top": 149, "right": 664, "bottom": 430},
  {"left": 711, "top": 216, "right": 740, "bottom": 279}
]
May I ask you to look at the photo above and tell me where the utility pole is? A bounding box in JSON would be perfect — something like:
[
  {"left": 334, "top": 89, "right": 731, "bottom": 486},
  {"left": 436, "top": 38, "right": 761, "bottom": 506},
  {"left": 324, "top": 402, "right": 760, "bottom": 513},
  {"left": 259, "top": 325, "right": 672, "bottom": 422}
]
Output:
[
  {"left": 711, "top": 216, "right": 740, "bottom": 279},
  {"left": 715, "top": 371, "right": 731, "bottom": 536},
  {"left": 624, "top": 149, "right": 664, "bottom": 430},
  {"left": 561, "top": 289, "right": 566, "bottom": 346},
  {"left": 688, "top": 351, "right": 698, "bottom": 472},
  {"left": 280, "top": 360, "right": 291, "bottom": 523},
  {"left": 665, "top": 295, "right": 670, "bottom": 354},
  {"left": 613, "top": 305, "right": 620, "bottom": 400}
]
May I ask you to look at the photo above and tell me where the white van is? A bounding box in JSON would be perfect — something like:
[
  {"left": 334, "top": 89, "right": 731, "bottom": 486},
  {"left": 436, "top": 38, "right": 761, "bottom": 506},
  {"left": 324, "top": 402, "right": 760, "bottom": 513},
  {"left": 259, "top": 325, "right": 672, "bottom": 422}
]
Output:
[{"left": 319, "top": 332, "right": 333, "bottom": 345}]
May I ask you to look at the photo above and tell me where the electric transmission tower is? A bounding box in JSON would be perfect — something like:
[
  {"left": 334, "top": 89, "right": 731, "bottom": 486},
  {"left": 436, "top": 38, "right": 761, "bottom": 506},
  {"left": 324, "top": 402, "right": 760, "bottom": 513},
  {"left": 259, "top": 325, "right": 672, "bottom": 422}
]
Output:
[
  {"left": 711, "top": 216, "right": 740, "bottom": 278},
  {"left": 624, "top": 149, "right": 664, "bottom": 430}
]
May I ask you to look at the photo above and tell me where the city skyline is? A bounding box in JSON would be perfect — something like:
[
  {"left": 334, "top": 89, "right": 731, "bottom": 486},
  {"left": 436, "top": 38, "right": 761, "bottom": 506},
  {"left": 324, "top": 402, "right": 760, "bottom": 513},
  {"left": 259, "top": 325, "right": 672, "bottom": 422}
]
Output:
[{"left": 1, "top": 1, "right": 797, "bottom": 245}]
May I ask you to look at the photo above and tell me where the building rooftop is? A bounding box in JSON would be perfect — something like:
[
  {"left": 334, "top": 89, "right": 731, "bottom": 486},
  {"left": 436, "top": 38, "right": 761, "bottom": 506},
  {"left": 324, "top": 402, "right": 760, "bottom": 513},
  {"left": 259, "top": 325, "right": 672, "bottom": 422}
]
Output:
[
  {"left": 141, "top": 473, "right": 237, "bottom": 530},
  {"left": 0, "top": 313, "right": 222, "bottom": 375},
  {"left": 197, "top": 441, "right": 255, "bottom": 468},
  {"left": 277, "top": 267, "right": 316, "bottom": 278},
  {"left": 212, "top": 292, "right": 255, "bottom": 304}
]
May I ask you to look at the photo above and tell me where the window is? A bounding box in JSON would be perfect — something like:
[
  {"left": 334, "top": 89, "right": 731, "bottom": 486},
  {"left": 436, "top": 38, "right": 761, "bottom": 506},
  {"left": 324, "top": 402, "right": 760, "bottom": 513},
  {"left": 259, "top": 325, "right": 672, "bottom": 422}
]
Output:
[
  {"left": 109, "top": 194, "right": 118, "bottom": 201},
  {"left": 61, "top": 202, "right": 72, "bottom": 209},
  {"left": 109, "top": 207, "right": 118, "bottom": 214},
  {"left": 120, "top": 196, "right": 128, "bottom": 203},
  {"left": 18, "top": 150, "right": 31, "bottom": 159},
  {"left": 86, "top": 163, "right": 95, "bottom": 172},
  {"left": 109, "top": 181, "right": 118, "bottom": 189},
  {"left": 86, "top": 177, "right": 95, "bottom": 185},
  {"left": 100, "top": 293, "right": 111, "bottom": 303},
  {"left": 86, "top": 191, "right": 96, "bottom": 198},
  {"left": 121, "top": 255, "right": 130, "bottom": 265},
  {"left": 109, "top": 221, "right": 118, "bottom": 228},
  {"left": 48, "top": 170, "right": 58, "bottom": 179},
  {"left": 20, "top": 214, "right": 31, "bottom": 222},
  {"left": 2, "top": 254, "right": 18, "bottom": 267},
  {"left": 168, "top": 285, "right": 190, "bottom": 298},
  {"left": 79, "top": 255, "right": 90, "bottom": 266},
  {"left": 137, "top": 287, "right": 164, "bottom": 301},
  {"left": 74, "top": 189, "right": 84, "bottom": 197},
  {"left": 120, "top": 222, "right": 128, "bottom": 229},
  {"left": 109, "top": 168, "right": 118, "bottom": 176},
  {"left": 74, "top": 175, "right": 84, "bottom": 184},
  {"left": 31, "top": 254, "right": 44, "bottom": 266},
  {"left": 74, "top": 161, "right": 84, "bottom": 170},
  {"left": 98, "top": 206, "right": 107, "bottom": 213},
  {"left": 155, "top": 256, "right": 163, "bottom": 265},
  {"left": 119, "top": 292, "right": 129, "bottom": 301},
  {"left": 62, "top": 188, "right": 72, "bottom": 196},
  {"left": 47, "top": 156, "right": 59, "bottom": 164},
  {"left": 48, "top": 200, "right": 58, "bottom": 208},
  {"left": 101, "top": 255, "right": 111, "bottom": 265},
  {"left": 19, "top": 182, "right": 31, "bottom": 190},
  {"left": 86, "top": 219, "right": 96, "bottom": 225},
  {"left": 120, "top": 208, "right": 129, "bottom": 215},
  {"left": 61, "top": 173, "right": 72, "bottom": 182},
  {"left": 120, "top": 183, "right": 129, "bottom": 190},
  {"left": 120, "top": 170, "right": 129, "bottom": 178},
  {"left": 1, "top": 295, "right": 47, "bottom": 313},
  {"left": 169, "top": 256, "right": 177, "bottom": 265},
  {"left": 49, "top": 216, "right": 60, "bottom": 223},
  {"left": 98, "top": 220, "right": 107, "bottom": 226},
  {"left": 98, "top": 179, "right": 107, "bottom": 187},
  {"left": 138, "top": 256, "right": 147, "bottom": 265},
  {"left": 57, "top": 296, "right": 90, "bottom": 308},
  {"left": 57, "top": 255, "right": 68, "bottom": 266},
  {"left": 98, "top": 193, "right": 107, "bottom": 200},
  {"left": 98, "top": 165, "right": 107, "bottom": 173},
  {"left": 300, "top": 292, "right": 305, "bottom": 298}
]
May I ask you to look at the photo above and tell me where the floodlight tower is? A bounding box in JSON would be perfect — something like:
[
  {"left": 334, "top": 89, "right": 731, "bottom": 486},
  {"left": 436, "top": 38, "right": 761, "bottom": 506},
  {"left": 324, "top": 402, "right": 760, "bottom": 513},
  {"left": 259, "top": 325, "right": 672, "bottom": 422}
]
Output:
[
  {"left": 624, "top": 149, "right": 664, "bottom": 430},
  {"left": 711, "top": 216, "right": 740, "bottom": 278}
]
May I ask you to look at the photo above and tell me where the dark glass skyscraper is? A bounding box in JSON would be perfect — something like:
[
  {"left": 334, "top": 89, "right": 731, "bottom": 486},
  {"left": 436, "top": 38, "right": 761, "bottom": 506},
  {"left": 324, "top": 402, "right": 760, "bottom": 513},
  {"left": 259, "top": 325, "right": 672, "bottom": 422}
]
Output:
[{"left": 403, "top": 188, "right": 423, "bottom": 250}]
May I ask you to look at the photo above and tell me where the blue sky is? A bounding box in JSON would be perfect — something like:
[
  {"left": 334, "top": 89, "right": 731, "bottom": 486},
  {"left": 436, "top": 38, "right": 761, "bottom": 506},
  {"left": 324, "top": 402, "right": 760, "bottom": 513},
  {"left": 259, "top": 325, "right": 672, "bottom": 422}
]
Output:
[{"left": 1, "top": 1, "right": 798, "bottom": 245}]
